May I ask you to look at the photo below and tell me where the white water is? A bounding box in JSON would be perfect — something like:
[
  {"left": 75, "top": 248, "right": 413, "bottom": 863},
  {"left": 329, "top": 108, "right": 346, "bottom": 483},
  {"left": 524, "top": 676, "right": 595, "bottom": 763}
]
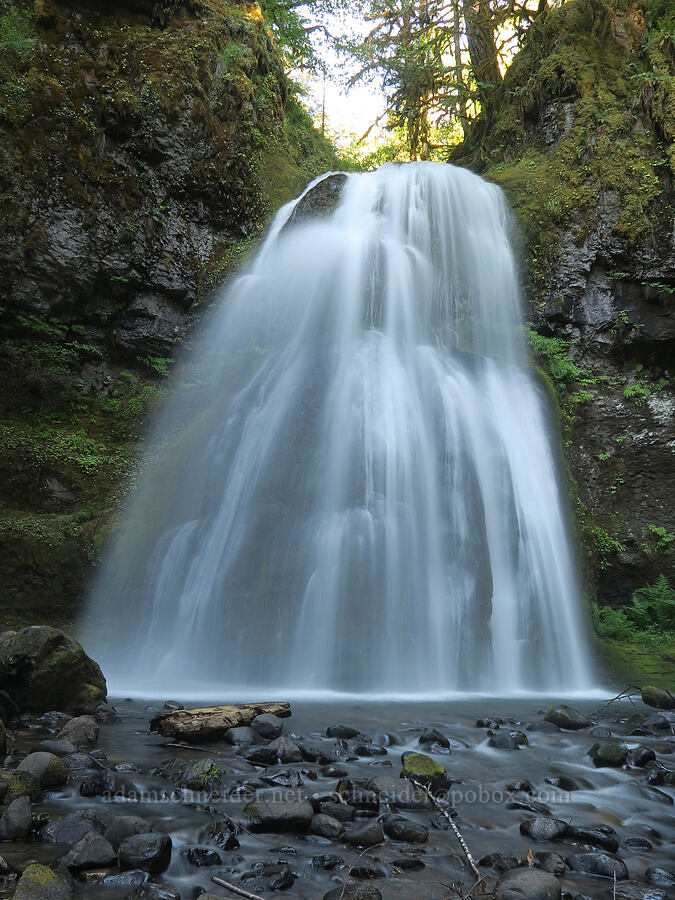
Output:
[{"left": 83, "top": 162, "right": 596, "bottom": 697}]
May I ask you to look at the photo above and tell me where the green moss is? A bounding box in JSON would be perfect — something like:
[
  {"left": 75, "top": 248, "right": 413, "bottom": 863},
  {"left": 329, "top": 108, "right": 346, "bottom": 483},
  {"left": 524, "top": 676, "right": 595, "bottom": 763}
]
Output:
[
  {"left": 401, "top": 752, "right": 446, "bottom": 785},
  {"left": 594, "top": 634, "right": 675, "bottom": 689}
]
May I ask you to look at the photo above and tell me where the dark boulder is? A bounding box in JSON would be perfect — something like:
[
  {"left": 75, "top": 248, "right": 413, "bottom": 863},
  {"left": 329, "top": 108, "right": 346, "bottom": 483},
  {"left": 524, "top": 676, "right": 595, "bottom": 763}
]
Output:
[
  {"left": 0, "top": 796, "right": 32, "bottom": 840},
  {"left": 118, "top": 833, "right": 172, "bottom": 874},
  {"left": 310, "top": 813, "right": 344, "bottom": 839},
  {"left": 283, "top": 174, "right": 348, "bottom": 231},
  {"left": 251, "top": 713, "right": 283, "bottom": 739},
  {"left": 588, "top": 743, "right": 627, "bottom": 768},
  {"left": 343, "top": 819, "right": 384, "bottom": 847},
  {"left": 544, "top": 706, "right": 590, "bottom": 730},
  {"left": 240, "top": 861, "right": 295, "bottom": 891},
  {"left": 0, "top": 627, "right": 106, "bottom": 713},
  {"left": 62, "top": 830, "right": 116, "bottom": 872},
  {"left": 13, "top": 864, "right": 69, "bottom": 899},
  {"left": 641, "top": 687, "right": 674, "bottom": 710},
  {"left": 520, "top": 817, "right": 569, "bottom": 841},
  {"left": 566, "top": 852, "right": 628, "bottom": 879},
  {"left": 56, "top": 715, "right": 99, "bottom": 749},
  {"left": 242, "top": 798, "right": 314, "bottom": 833},
  {"left": 382, "top": 813, "right": 429, "bottom": 843},
  {"left": 494, "top": 868, "right": 562, "bottom": 900},
  {"left": 17, "top": 752, "right": 68, "bottom": 789}
]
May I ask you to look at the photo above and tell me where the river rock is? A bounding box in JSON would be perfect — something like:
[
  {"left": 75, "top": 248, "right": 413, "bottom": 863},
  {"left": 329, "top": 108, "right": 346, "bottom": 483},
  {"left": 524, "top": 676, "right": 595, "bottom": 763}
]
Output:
[
  {"left": 268, "top": 735, "right": 303, "bottom": 763},
  {"left": 62, "top": 830, "right": 116, "bottom": 872},
  {"left": 311, "top": 813, "right": 344, "bottom": 839},
  {"left": 568, "top": 825, "right": 619, "bottom": 851},
  {"left": 42, "top": 809, "right": 105, "bottom": 843},
  {"left": 243, "top": 798, "right": 314, "bottom": 832},
  {"left": 35, "top": 740, "right": 77, "bottom": 757},
  {"left": 479, "top": 853, "right": 521, "bottom": 873},
  {"left": 240, "top": 861, "right": 295, "bottom": 891},
  {"left": 104, "top": 815, "right": 150, "bottom": 849},
  {"left": 64, "top": 752, "right": 97, "bottom": 772},
  {"left": 520, "top": 817, "right": 569, "bottom": 841},
  {"left": 127, "top": 887, "right": 180, "bottom": 900},
  {"left": 312, "top": 854, "right": 345, "bottom": 869},
  {"left": 56, "top": 715, "right": 99, "bottom": 748},
  {"left": 641, "top": 687, "right": 675, "bottom": 710},
  {"left": 283, "top": 173, "right": 348, "bottom": 230},
  {"left": 566, "top": 851, "right": 629, "bottom": 879},
  {"left": 343, "top": 819, "right": 384, "bottom": 847},
  {"left": 13, "top": 864, "right": 69, "bottom": 900},
  {"left": 0, "top": 627, "right": 106, "bottom": 713},
  {"left": 419, "top": 727, "right": 450, "bottom": 748},
  {"left": 241, "top": 745, "right": 278, "bottom": 765},
  {"left": 589, "top": 743, "right": 627, "bottom": 767},
  {"left": 622, "top": 837, "right": 652, "bottom": 850},
  {"left": 534, "top": 852, "right": 566, "bottom": 875},
  {"left": 224, "top": 725, "right": 259, "bottom": 746},
  {"left": 17, "top": 751, "right": 68, "bottom": 789},
  {"left": 251, "top": 713, "right": 283, "bottom": 739},
  {"left": 367, "top": 774, "right": 431, "bottom": 810},
  {"left": 0, "top": 769, "right": 41, "bottom": 801},
  {"left": 400, "top": 751, "right": 449, "bottom": 788},
  {"left": 317, "top": 800, "right": 355, "bottom": 822},
  {"left": 80, "top": 769, "right": 139, "bottom": 799},
  {"left": 382, "top": 813, "right": 428, "bottom": 843},
  {"left": 494, "top": 868, "right": 562, "bottom": 900},
  {"left": 327, "top": 724, "right": 360, "bottom": 739},
  {"left": 99, "top": 869, "right": 149, "bottom": 888},
  {"left": 489, "top": 732, "right": 527, "bottom": 750},
  {"left": 544, "top": 706, "right": 590, "bottom": 730},
  {"left": 186, "top": 846, "right": 221, "bottom": 866},
  {"left": 336, "top": 779, "right": 380, "bottom": 816},
  {"left": 645, "top": 868, "right": 675, "bottom": 887},
  {"left": 0, "top": 796, "right": 31, "bottom": 840},
  {"left": 629, "top": 745, "right": 656, "bottom": 767},
  {"left": 118, "top": 833, "right": 172, "bottom": 873}
]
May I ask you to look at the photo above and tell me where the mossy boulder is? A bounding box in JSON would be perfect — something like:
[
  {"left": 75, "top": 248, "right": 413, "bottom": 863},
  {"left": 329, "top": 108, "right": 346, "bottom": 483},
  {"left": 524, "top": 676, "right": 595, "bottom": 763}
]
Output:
[
  {"left": 544, "top": 705, "right": 590, "bottom": 730},
  {"left": 589, "top": 742, "right": 627, "bottom": 768},
  {"left": 0, "top": 770, "right": 42, "bottom": 802},
  {"left": 0, "top": 626, "right": 106, "bottom": 713},
  {"left": 400, "top": 751, "right": 449, "bottom": 789},
  {"left": 17, "top": 751, "right": 68, "bottom": 789},
  {"left": 641, "top": 686, "right": 675, "bottom": 710},
  {"left": 13, "top": 864, "right": 69, "bottom": 900}
]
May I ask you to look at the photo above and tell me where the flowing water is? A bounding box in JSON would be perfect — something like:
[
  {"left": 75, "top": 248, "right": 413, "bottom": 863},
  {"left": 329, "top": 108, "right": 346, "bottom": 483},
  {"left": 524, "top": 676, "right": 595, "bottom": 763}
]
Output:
[{"left": 82, "top": 161, "right": 597, "bottom": 697}]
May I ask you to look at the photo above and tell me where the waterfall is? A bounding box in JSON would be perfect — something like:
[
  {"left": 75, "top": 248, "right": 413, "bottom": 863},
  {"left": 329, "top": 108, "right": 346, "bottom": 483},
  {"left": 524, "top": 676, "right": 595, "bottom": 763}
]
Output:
[{"left": 82, "top": 162, "right": 596, "bottom": 697}]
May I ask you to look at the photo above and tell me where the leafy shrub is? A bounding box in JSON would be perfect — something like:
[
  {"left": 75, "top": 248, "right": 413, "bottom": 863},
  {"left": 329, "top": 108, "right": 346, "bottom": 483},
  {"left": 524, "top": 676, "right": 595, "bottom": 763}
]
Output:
[{"left": 593, "top": 575, "right": 675, "bottom": 644}]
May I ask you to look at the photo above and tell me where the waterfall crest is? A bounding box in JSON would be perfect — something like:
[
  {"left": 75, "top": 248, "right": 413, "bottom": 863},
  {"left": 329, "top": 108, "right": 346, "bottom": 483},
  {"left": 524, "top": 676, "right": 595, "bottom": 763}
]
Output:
[{"left": 82, "top": 162, "right": 595, "bottom": 696}]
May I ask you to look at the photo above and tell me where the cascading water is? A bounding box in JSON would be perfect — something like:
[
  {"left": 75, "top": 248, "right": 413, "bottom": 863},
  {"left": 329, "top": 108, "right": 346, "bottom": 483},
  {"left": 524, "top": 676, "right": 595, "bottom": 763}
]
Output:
[{"left": 82, "top": 162, "right": 595, "bottom": 697}]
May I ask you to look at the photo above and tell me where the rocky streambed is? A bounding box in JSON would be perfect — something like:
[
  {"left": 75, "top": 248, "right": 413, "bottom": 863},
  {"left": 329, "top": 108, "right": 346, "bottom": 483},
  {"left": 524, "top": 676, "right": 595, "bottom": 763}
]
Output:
[{"left": 1, "top": 691, "right": 674, "bottom": 900}]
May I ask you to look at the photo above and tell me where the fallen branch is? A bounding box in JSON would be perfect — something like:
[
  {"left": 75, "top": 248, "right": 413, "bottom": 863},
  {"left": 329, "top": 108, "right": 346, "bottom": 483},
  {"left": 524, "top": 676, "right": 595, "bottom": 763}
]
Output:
[
  {"left": 150, "top": 701, "right": 291, "bottom": 742},
  {"left": 408, "top": 777, "right": 481, "bottom": 879},
  {"left": 590, "top": 686, "right": 641, "bottom": 717},
  {"left": 211, "top": 875, "right": 264, "bottom": 900}
]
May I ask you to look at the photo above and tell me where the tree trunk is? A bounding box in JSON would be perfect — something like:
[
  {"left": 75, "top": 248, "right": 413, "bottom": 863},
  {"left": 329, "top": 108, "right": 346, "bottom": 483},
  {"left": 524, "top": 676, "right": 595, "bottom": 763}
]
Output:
[
  {"left": 150, "top": 702, "right": 291, "bottom": 742},
  {"left": 462, "top": 0, "right": 501, "bottom": 124},
  {"left": 453, "top": 0, "right": 469, "bottom": 138}
]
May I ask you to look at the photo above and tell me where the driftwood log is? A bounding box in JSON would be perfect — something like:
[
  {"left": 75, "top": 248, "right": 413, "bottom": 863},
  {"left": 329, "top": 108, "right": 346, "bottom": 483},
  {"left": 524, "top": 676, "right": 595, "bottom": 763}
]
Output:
[{"left": 150, "top": 702, "right": 291, "bottom": 742}]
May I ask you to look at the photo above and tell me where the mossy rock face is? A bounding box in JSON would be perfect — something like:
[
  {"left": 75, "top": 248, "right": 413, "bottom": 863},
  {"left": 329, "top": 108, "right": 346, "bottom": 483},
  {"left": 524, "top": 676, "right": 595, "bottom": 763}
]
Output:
[
  {"left": 641, "top": 685, "right": 675, "bottom": 710},
  {"left": 13, "top": 864, "right": 69, "bottom": 900},
  {"left": 0, "top": 770, "right": 42, "bottom": 802},
  {"left": 0, "top": 625, "right": 106, "bottom": 713},
  {"left": 400, "top": 751, "right": 449, "bottom": 788}
]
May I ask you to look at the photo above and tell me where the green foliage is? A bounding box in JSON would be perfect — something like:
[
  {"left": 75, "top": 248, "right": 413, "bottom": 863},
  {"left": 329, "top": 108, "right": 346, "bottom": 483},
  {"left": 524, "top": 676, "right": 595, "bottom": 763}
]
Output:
[
  {"left": 624, "top": 379, "right": 651, "bottom": 405},
  {"left": 137, "top": 355, "right": 172, "bottom": 377},
  {"left": 0, "top": 2, "right": 34, "bottom": 60},
  {"left": 593, "top": 575, "right": 675, "bottom": 646},
  {"left": 647, "top": 524, "right": 674, "bottom": 555},
  {"left": 527, "top": 330, "right": 580, "bottom": 382},
  {"left": 590, "top": 525, "right": 626, "bottom": 570}
]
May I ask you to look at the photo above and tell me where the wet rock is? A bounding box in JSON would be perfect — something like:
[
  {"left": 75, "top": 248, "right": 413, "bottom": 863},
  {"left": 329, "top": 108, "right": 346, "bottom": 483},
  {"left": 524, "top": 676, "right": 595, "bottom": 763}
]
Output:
[
  {"left": 645, "top": 868, "right": 675, "bottom": 887},
  {"left": 607, "top": 882, "right": 667, "bottom": 900},
  {"left": 242, "top": 746, "right": 278, "bottom": 766},
  {"left": 80, "top": 769, "right": 139, "bottom": 798},
  {"left": 382, "top": 813, "right": 428, "bottom": 843},
  {"left": 629, "top": 746, "right": 656, "bottom": 767},
  {"left": 56, "top": 715, "right": 99, "bottom": 748},
  {"left": 240, "top": 861, "right": 295, "bottom": 891},
  {"left": 42, "top": 809, "right": 105, "bottom": 843},
  {"left": 186, "top": 847, "right": 221, "bottom": 866},
  {"left": 367, "top": 774, "right": 431, "bottom": 810},
  {"left": 104, "top": 815, "right": 150, "bottom": 850},
  {"left": 62, "top": 830, "right": 115, "bottom": 872},
  {"left": 588, "top": 743, "right": 627, "bottom": 767},
  {"left": 63, "top": 752, "right": 97, "bottom": 772},
  {"left": 13, "top": 864, "right": 69, "bottom": 899},
  {"left": 391, "top": 855, "right": 425, "bottom": 870},
  {"left": 568, "top": 825, "right": 619, "bottom": 852},
  {"left": 419, "top": 728, "right": 450, "bottom": 748},
  {"left": 343, "top": 819, "right": 384, "bottom": 847},
  {"left": 479, "top": 853, "right": 521, "bottom": 873},
  {"left": 336, "top": 780, "right": 380, "bottom": 816},
  {"left": 622, "top": 837, "right": 652, "bottom": 851},
  {"left": 127, "top": 887, "right": 180, "bottom": 900},
  {"left": 311, "top": 813, "right": 344, "bottom": 839},
  {"left": 534, "top": 852, "right": 566, "bottom": 875},
  {"left": 327, "top": 724, "right": 360, "bottom": 739},
  {"left": 251, "top": 713, "right": 283, "bottom": 739},
  {"left": 0, "top": 796, "right": 31, "bottom": 839},
  {"left": 495, "top": 868, "right": 562, "bottom": 900},
  {"left": 268, "top": 736, "right": 303, "bottom": 763},
  {"left": 0, "top": 769, "right": 41, "bottom": 801},
  {"left": 0, "top": 627, "right": 106, "bottom": 713},
  {"left": 210, "top": 816, "right": 240, "bottom": 851},
  {"left": 99, "top": 869, "right": 149, "bottom": 887},
  {"left": 312, "top": 854, "right": 345, "bottom": 869},
  {"left": 324, "top": 884, "right": 382, "bottom": 900},
  {"left": 641, "top": 687, "right": 674, "bottom": 710},
  {"left": 520, "top": 817, "right": 569, "bottom": 841},
  {"left": 317, "top": 800, "right": 355, "bottom": 822},
  {"left": 300, "top": 739, "right": 344, "bottom": 764},
  {"left": 35, "top": 740, "right": 77, "bottom": 757},
  {"left": 243, "top": 798, "right": 314, "bottom": 833},
  {"left": 566, "top": 851, "right": 628, "bottom": 879},
  {"left": 489, "top": 732, "right": 527, "bottom": 750},
  {"left": 284, "top": 173, "right": 348, "bottom": 230},
  {"left": 224, "top": 725, "right": 259, "bottom": 747},
  {"left": 352, "top": 741, "right": 387, "bottom": 757},
  {"left": 261, "top": 768, "right": 304, "bottom": 788},
  {"left": 155, "top": 757, "right": 221, "bottom": 791},
  {"left": 544, "top": 706, "right": 590, "bottom": 730},
  {"left": 17, "top": 751, "right": 68, "bottom": 789},
  {"left": 634, "top": 784, "right": 673, "bottom": 805},
  {"left": 118, "top": 833, "right": 172, "bottom": 874},
  {"left": 350, "top": 863, "right": 388, "bottom": 879},
  {"left": 589, "top": 727, "right": 613, "bottom": 737},
  {"left": 400, "top": 751, "right": 449, "bottom": 788}
]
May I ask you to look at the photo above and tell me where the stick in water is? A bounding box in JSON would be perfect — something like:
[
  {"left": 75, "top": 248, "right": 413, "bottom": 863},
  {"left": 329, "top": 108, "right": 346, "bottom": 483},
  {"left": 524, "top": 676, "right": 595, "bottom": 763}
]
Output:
[
  {"left": 211, "top": 875, "right": 264, "bottom": 900},
  {"left": 408, "top": 776, "right": 481, "bottom": 879}
]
